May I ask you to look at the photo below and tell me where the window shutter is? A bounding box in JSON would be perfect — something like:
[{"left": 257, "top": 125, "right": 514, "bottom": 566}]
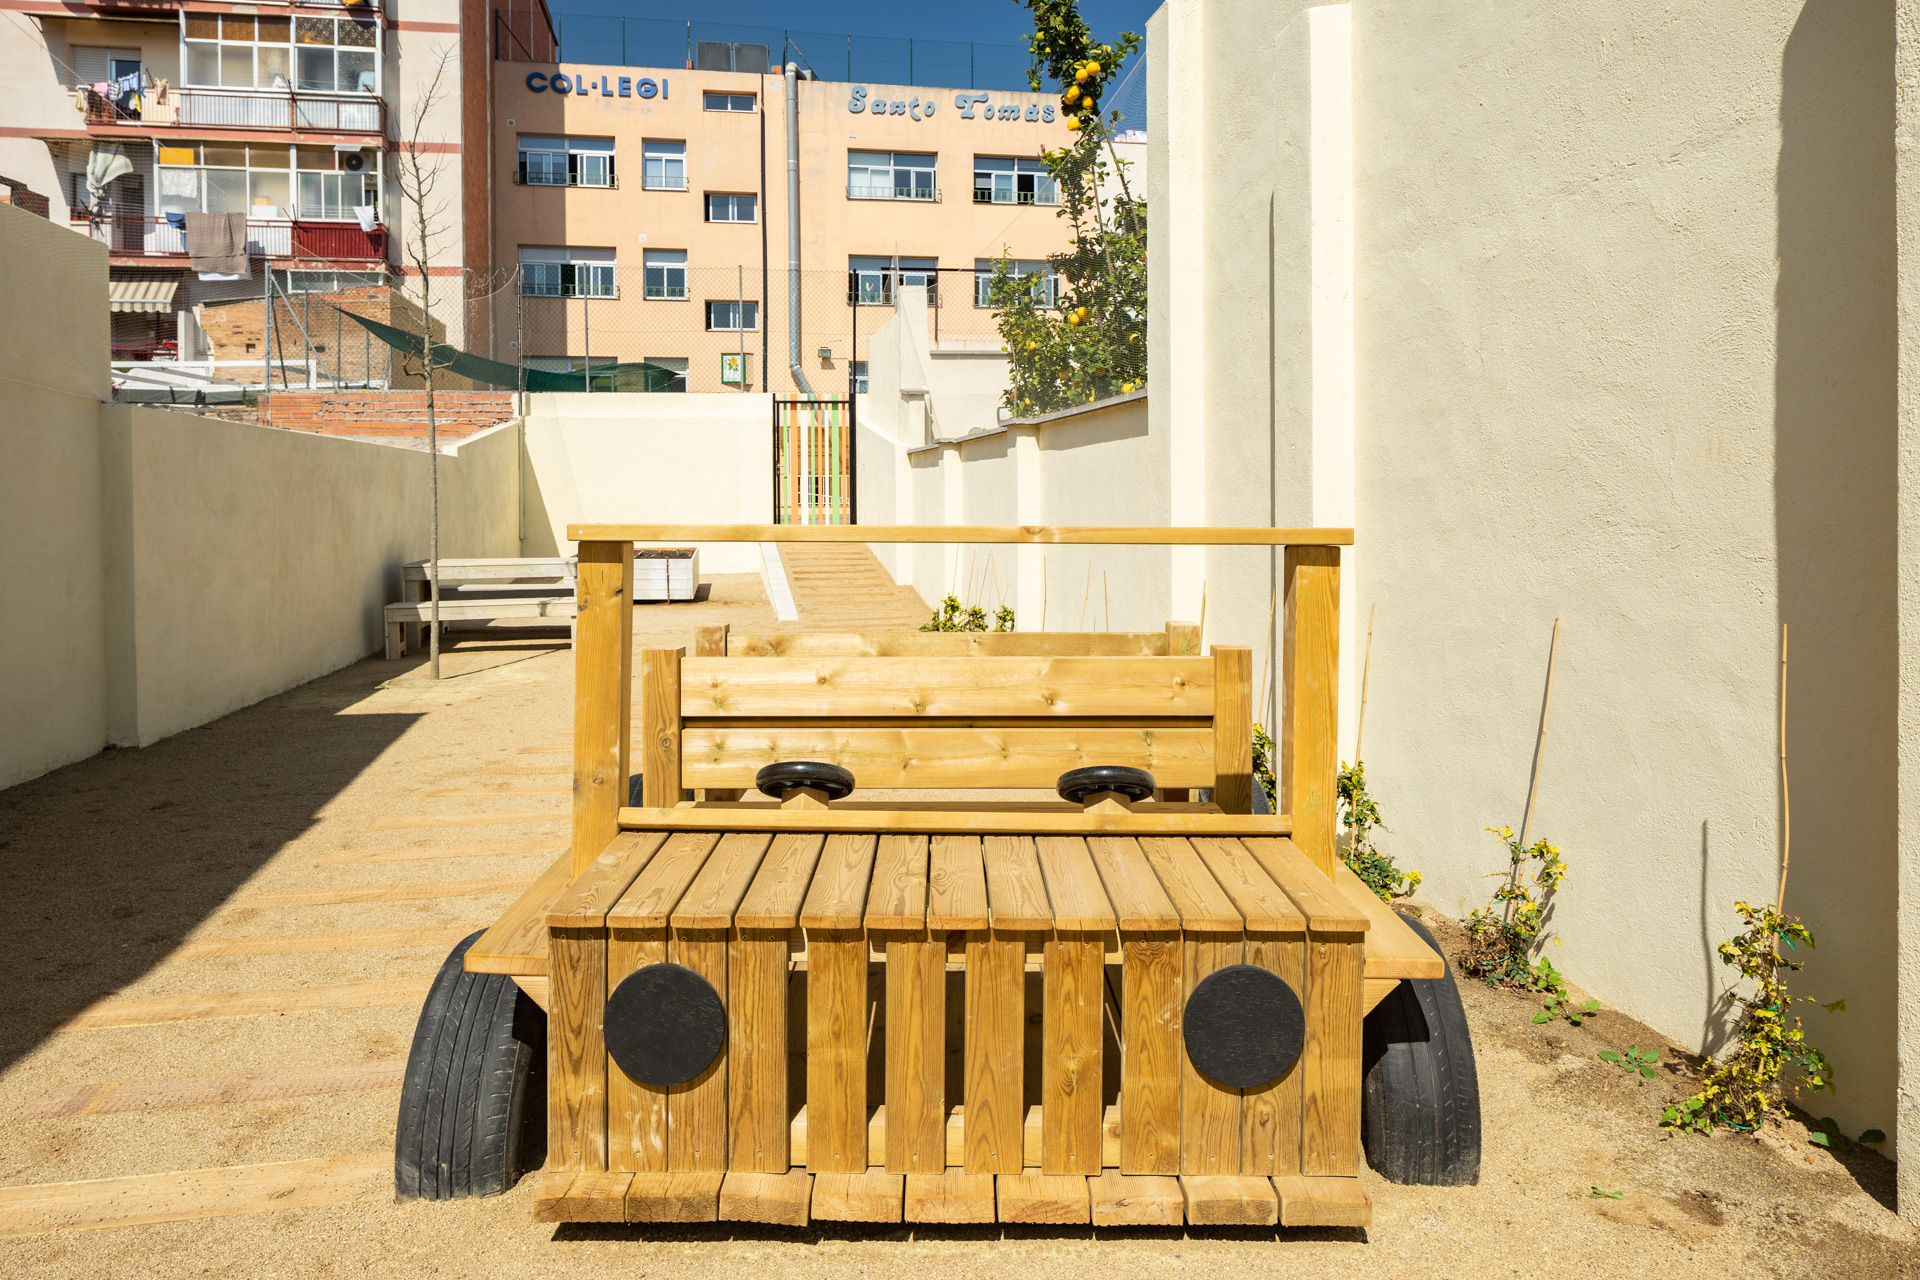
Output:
[{"left": 71, "top": 46, "right": 111, "bottom": 87}]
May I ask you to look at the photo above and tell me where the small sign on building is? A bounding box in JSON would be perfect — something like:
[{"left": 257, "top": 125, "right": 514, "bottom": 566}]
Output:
[{"left": 721, "top": 352, "right": 745, "bottom": 386}]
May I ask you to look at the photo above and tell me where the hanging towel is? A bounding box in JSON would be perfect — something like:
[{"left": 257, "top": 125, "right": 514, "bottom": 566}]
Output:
[
  {"left": 353, "top": 205, "right": 376, "bottom": 232},
  {"left": 184, "top": 211, "right": 248, "bottom": 275}
]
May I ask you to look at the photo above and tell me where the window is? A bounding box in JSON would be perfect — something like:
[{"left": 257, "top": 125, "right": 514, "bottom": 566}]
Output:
[
  {"left": 643, "top": 249, "right": 687, "bottom": 299},
  {"left": 975, "top": 258, "right": 1059, "bottom": 308},
  {"left": 846, "top": 151, "right": 936, "bottom": 201},
  {"left": 703, "top": 91, "right": 755, "bottom": 112},
  {"left": 704, "top": 193, "right": 756, "bottom": 222},
  {"left": 642, "top": 140, "right": 686, "bottom": 191},
  {"left": 519, "top": 247, "right": 616, "bottom": 297},
  {"left": 517, "top": 136, "right": 615, "bottom": 188},
  {"left": 159, "top": 142, "right": 377, "bottom": 220},
  {"left": 973, "top": 156, "right": 1058, "bottom": 206},
  {"left": 69, "top": 46, "right": 141, "bottom": 90},
  {"left": 705, "top": 300, "right": 759, "bottom": 331},
  {"left": 849, "top": 256, "right": 939, "bottom": 305},
  {"left": 644, "top": 357, "right": 689, "bottom": 392},
  {"left": 182, "top": 12, "right": 379, "bottom": 93},
  {"left": 272, "top": 268, "right": 384, "bottom": 293},
  {"left": 852, "top": 361, "right": 869, "bottom": 395}
]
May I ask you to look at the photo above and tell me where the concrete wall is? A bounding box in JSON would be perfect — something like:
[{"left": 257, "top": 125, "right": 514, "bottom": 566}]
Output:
[
  {"left": 0, "top": 201, "right": 520, "bottom": 788},
  {"left": 1147, "top": 0, "right": 1910, "bottom": 1176},
  {"left": 858, "top": 390, "right": 1165, "bottom": 633},
  {"left": 1890, "top": 0, "right": 1919, "bottom": 1218},
  {"left": 1, "top": 203, "right": 111, "bottom": 788},
  {"left": 519, "top": 391, "right": 772, "bottom": 573},
  {"left": 101, "top": 412, "right": 521, "bottom": 747}
]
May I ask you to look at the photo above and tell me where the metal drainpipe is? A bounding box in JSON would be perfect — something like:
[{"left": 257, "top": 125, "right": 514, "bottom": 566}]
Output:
[{"left": 785, "top": 61, "right": 813, "bottom": 395}]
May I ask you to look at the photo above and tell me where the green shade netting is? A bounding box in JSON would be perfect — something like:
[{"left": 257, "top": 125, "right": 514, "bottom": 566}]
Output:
[{"left": 334, "top": 307, "right": 677, "bottom": 393}]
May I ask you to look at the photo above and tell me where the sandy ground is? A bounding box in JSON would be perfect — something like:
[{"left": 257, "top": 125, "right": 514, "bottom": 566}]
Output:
[{"left": 0, "top": 572, "right": 1914, "bottom": 1278}]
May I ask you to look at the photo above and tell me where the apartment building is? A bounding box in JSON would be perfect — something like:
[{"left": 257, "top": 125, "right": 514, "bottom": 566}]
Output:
[
  {"left": 489, "top": 58, "right": 1078, "bottom": 394},
  {"left": 0, "top": 0, "right": 545, "bottom": 365}
]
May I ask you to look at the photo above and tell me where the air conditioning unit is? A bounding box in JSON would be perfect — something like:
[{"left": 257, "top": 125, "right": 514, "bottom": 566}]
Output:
[{"left": 334, "top": 144, "right": 369, "bottom": 173}]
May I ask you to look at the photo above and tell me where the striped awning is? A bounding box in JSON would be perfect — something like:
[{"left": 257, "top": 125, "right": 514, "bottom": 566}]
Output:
[{"left": 108, "top": 279, "right": 178, "bottom": 313}]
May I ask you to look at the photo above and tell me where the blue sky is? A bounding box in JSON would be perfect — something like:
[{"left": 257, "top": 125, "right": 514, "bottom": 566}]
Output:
[{"left": 545, "top": 1, "right": 1163, "bottom": 55}]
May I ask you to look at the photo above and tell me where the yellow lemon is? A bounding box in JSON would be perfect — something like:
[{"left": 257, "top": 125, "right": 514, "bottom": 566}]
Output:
[
  {"left": 1025, "top": 340, "right": 1036, "bottom": 351},
  {"left": 1064, "top": 85, "right": 1080, "bottom": 103},
  {"left": 1086, "top": 60, "right": 1102, "bottom": 76},
  {"left": 1074, "top": 67, "right": 1089, "bottom": 83},
  {"left": 1067, "top": 312, "right": 1081, "bottom": 326},
  {"left": 1066, "top": 117, "right": 1081, "bottom": 131}
]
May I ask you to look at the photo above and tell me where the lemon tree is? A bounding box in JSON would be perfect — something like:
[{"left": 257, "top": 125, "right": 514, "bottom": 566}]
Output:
[{"left": 988, "top": 1, "right": 1146, "bottom": 415}]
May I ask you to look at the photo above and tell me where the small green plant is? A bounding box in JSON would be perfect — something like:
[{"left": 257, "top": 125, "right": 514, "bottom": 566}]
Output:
[
  {"left": 1589, "top": 1185, "right": 1623, "bottom": 1200},
  {"left": 1598, "top": 1044, "right": 1661, "bottom": 1086},
  {"left": 1337, "top": 762, "right": 1420, "bottom": 902},
  {"left": 1662, "top": 902, "right": 1838, "bottom": 1135},
  {"left": 920, "top": 597, "right": 1014, "bottom": 633},
  {"left": 1807, "top": 1117, "right": 1885, "bottom": 1152},
  {"left": 1532, "top": 957, "right": 1599, "bottom": 1026},
  {"left": 1461, "top": 826, "right": 1569, "bottom": 988}
]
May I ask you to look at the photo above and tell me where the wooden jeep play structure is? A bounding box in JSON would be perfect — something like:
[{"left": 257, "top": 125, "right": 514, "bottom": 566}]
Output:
[{"left": 395, "top": 525, "right": 1480, "bottom": 1230}]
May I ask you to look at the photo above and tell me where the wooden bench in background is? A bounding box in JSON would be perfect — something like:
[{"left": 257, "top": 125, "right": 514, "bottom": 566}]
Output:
[{"left": 384, "top": 549, "right": 699, "bottom": 659}]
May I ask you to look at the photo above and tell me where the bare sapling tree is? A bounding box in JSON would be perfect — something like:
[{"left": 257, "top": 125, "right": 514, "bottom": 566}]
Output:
[{"left": 393, "top": 44, "right": 458, "bottom": 680}]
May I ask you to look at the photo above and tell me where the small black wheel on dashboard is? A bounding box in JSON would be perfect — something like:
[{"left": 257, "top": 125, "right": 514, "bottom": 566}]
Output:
[
  {"left": 755, "top": 760, "right": 856, "bottom": 801},
  {"left": 1057, "top": 765, "right": 1157, "bottom": 803}
]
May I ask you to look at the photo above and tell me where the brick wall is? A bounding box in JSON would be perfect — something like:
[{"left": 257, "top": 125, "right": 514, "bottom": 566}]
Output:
[
  {"left": 199, "top": 286, "right": 480, "bottom": 392},
  {"left": 259, "top": 390, "right": 517, "bottom": 440}
]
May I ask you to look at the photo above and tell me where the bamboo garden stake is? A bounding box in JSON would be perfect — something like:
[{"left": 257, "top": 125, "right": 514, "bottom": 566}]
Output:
[
  {"left": 1354, "top": 604, "right": 1377, "bottom": 762},
  {"left": 1776, "top": 624, "right": 1791, "bottom": 915},
  {"left": 1516, "top": 618, "right": 1562, "bottom": 856}
]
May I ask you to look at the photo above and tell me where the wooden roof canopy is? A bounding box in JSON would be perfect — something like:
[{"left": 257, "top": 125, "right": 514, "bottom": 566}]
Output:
[{"left": 568, "top": 524, "right": 1355, "bottom": 545}]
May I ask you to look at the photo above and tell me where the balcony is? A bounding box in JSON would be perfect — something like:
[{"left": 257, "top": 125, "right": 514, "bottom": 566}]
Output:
[
  {"left": 515, "top": 165, "right": 618, "bottom": 189},
  {"left": 72, "top": 214, "right": 387, "bottom": 263},
  {"left": 847, "top": 183, "right": 941, "bottom": 202},
  {"left": 972, "top": 187, "right": 1058, "bottom": 207},
  {"left": 84, "top": 88, "right": 384, "bottom": 136}
]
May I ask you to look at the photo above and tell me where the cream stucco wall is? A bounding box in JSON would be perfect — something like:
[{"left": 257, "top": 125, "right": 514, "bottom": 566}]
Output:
[
  {"left": 1143, "top": 0, "right": 1911, "bottom": 1183},
  {"left": 0, "top": 201, "right": 520, "bottom": 787},
  {"left": 1893, "top": 0, "right": 1920, "bottom": 1220},
  {"left": 518, "top": 391, "right": 773, "bottom": 573}
]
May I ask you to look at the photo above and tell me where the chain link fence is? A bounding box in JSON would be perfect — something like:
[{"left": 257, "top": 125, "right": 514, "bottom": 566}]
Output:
[{"left": 242, "top": 260, "right": 1142, "bottom": 408}]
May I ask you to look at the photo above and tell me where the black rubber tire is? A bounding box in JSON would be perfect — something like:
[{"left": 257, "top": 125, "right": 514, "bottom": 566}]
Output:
[
  {"left": 756, "top": 760, "right": 856, "bottom": 800},
  {"left": 1361, "top": 914, "right": 1482, "bottom": 1185},
  {"left": 1056, "top": 765, "right": 1157, "bottom": 802},
  {"left": 394, "top": 930, "right": 547, "bottom": 1201}
]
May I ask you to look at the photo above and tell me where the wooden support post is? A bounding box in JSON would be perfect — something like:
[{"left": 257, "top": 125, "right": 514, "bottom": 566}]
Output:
[
  {"left": 884, "top": 932, "right": 945, "bottom": 1173},
  {"left": 1179, "top": 931, "right": 1243, "bottom": 1174},
  {"left": 1041, "top": 931, "right": 1104, "bottom": 1174},
  {"left": 1280, "top": 547, "right": 1340, "bottom": 877},
  {"left": 802, "top": 834, "right": 878, "bottom": 1173},
  {"left": 639, "top": 646, "right": 683, "bottom": 815},
  {"left": 963, "top": 928, "right": 1024, "bottom": 1173},
  {"left": 1301, "top": 929, "right": 1364, "bottom": 1176},
  {"left": 606, "top": 922, "right": 668, "bottom": 1172},
  {"left": 547, "top": 926, "right": 609, "bottom": 1172},
  {"left": 573, "top": 540, "right": 633, "bottom": 875},
  {"left": 1243, "top": 925, "right": 1307, "bottom": 1175},
  {"left": 1212, "top": 645, "right": 1253, "bottom": 814},
  {"left": 1119, "top": 934, "right": 1180, "bottom": 1173},
  {"left": 668, "top": 926, "right": 729, "bottom": 1171}
]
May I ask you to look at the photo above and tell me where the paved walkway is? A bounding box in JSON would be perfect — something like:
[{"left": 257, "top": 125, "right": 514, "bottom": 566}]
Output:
[{"left": 782, "top": 542, "right": 929, "bottom": 632}]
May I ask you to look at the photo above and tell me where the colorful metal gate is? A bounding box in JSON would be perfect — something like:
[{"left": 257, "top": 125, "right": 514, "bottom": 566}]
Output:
[{"left": 773, "top": 396, "right": 856, "bottom": 524}]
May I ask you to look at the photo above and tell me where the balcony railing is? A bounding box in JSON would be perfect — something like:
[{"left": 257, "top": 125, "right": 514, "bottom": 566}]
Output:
[
  {"left": 515, "top": 164, "right": 617, "bottom": 188},
  {"left": 84, "top": 88, "right": 384, "bottom": 135},
  {"left": 72, "top": 214, "right": 386, "bottom": 262},
  {"left": 641, "top": 173, "right": 689, "bottom": 191},
  {"left": 847, "top": 183, "right": 940, "bottom": 202},
  {"left": 972, "top": 187, "right": 1058, "bottom": 206}
]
